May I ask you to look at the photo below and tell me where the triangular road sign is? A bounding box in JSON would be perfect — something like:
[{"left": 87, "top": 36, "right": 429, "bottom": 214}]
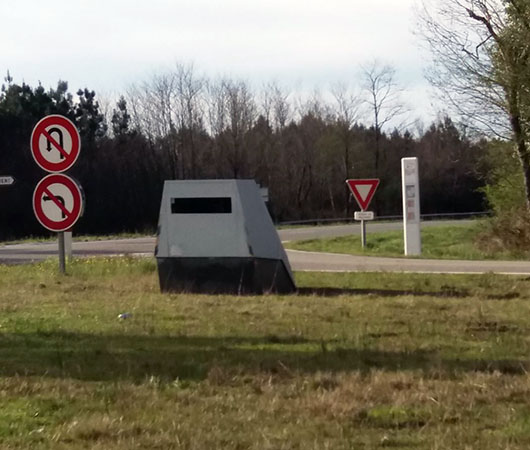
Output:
[{"left": 346, "top": 179, "right": 380, "bottom": 211}]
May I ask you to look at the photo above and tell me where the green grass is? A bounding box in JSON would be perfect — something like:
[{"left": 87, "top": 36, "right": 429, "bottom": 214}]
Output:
[
  {"left": 1, "top": 231, "right": 154, "bottom": 245},
  {"left": 2, "top": 257, "right": 530, "bottom": 448},
  {"left": 285, "top": 221, "right": 528, "bottom": 260}
]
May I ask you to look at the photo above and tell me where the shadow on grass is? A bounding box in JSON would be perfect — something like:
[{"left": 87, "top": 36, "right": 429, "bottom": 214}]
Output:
[
  {"left": 0, "top": 331, "right": 526, "bottom": 382},
  {"left": 297, "top": 287, "right": 470, "bottom": 298}
]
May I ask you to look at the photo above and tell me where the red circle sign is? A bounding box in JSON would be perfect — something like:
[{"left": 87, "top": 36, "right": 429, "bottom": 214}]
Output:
[
  {"left": 31, "top": 115, "right": 80, "bottom": 173},
  {"left": 33, "top": 174, "right": 84, "bottom": 232}
]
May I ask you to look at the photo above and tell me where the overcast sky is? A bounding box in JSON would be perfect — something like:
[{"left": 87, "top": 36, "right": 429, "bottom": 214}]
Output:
[{"left": 1, "top": 0, "right": 435, "bottom": 120}]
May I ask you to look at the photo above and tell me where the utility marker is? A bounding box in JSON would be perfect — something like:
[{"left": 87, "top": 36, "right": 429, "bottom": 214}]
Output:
[{"left": 401, "top": 157, "right": 421, "bottom": 255}]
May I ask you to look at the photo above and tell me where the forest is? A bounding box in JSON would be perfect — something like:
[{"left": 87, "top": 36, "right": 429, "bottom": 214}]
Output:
[{"left": 0, "top": 69, "right": 489, "bottom": 240}]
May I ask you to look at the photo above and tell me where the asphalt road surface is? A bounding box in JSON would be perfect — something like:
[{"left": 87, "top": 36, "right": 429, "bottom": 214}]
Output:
[{"left": 1, "top": 220, "right": 529, "bottom": 274}]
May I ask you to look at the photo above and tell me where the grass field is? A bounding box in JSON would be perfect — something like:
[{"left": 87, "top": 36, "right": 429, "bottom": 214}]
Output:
[
  {"left": 1, "top": 257, "right": 530, "bottom": 449},
  {"left": 285, "top": 221, "right": 528, "bottom": 260}
]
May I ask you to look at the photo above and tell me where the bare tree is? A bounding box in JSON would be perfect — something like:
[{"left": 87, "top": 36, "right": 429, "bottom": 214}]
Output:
[
  {"left": 127, "top": 64, "right": 206, "bottom": 179},
  {"left": 207, "top": 78, "right": 256, "bottom": 178},
  {"left": 331, "top": 82, "right": 362, "bottom": 213},
  {"left": 270, "top": 83, "right": 292, "bottom": 131},
  {"left": 360, "top": 60, "right": 409, "bottom": 177},
  {"left": 127, "top": 72, "right": 179, "bottom": 178},
  {"left": 417, "top": 0, "right": 530, "bottom": 209},
  {"left": 173, "top": 63, "right": 205, "bottom": 178},
  {"left": 332, "top": 82, "right": 362, "bottom": 179},
  {"left": 260, "top": 82, "right": 292, "bottom": 131},
  {"left": 417, "top": 0, "right": 509, "bottom": 136},
  {"left": 295, "top": 88, "right": 332, "bottom": 122}
]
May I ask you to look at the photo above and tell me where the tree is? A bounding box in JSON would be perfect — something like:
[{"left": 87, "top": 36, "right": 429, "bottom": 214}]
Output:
[
  {"left": 127, "top": 73, "right": 179, "bottom": 178},
  {"left": 418, "top": 117, "right": 487, "bottom": 213},
  {"left": 111, "top": 96, "right": 132, "bottom": 138},
  {"left": 418, "top": 0, "right": 530, "bottom": 210},
  {"left": 360, "top": 60, "right": 408, "bottom": 178},
  {"left": 75, "top": 88, "right": 107, "bottom": 142},
  {"left": 262, "top": 82, "right": 292, "bottom": 131},
  {"left": 331, "top": 82, "right": 362, "bottom": 213},
  {"left": 207, "top": 79, "right": 256, "bottom": 178},
  {"left": 173, "top": 63, "right": 205, "bottom": 179}
]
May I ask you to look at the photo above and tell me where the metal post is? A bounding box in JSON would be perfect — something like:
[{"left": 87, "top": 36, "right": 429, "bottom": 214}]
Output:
[
  {"left": 361, "top": 219, "right": 366, "bottom": 248},
  {"left": 58, "top": 232, "right": 66, "bottom": 274},
  {"left": 64, "top": 231, "right": 73, "bottom": 260}
]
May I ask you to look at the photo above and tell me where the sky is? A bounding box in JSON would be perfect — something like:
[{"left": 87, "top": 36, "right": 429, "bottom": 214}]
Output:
[{"left": 1, "top": 0, "right": 435, "bottom": 122}]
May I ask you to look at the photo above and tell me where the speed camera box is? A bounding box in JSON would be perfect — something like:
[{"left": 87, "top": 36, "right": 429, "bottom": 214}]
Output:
[{"left": 155, "top": 179, "right": 296, "bottom": 294}]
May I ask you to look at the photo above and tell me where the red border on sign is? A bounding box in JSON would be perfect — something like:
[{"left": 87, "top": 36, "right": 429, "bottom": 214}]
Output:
[
  {"left": 345, "top": 179, "right": 380, "bottom": 211},
  {"left": 33, "top": 174, "right": 84, "bottom": 232},
  {"left": 30, "top": 115, "right": 80, "bottom": 173}
]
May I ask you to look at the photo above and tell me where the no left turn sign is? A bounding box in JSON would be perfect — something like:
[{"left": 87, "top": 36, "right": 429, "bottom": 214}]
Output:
[
  {"left": 31, "top": 115, "right": 80, "bottom": 173},
  {"left": 33, "top": 174, "right": 84, "bottom": 232}
]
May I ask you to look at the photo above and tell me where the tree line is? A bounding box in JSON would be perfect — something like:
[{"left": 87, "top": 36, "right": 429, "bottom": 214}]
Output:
[{"left": 0, "top": 68, "right": 488, "bottom": 240}]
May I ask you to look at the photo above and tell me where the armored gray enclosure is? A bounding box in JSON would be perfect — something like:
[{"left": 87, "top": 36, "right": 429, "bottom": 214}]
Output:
[{"left": 155, "top": 180, "right": 296, "bottom": 294}]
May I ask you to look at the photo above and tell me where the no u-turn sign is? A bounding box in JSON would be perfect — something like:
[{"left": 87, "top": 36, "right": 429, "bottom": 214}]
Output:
[{"left": 31, "top": 115, "right": 80, "bottom": 173}]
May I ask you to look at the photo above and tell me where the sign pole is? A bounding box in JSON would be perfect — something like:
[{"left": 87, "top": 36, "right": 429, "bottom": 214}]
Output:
[
  {"left": 64, "top": 231, "right": 73, "bottom": 260},
  {"left": 361, "top": 219, "right": 366, "bottom": 248},
  {"left": 58, "top": 232, "right": 66, "bottom": 274}
]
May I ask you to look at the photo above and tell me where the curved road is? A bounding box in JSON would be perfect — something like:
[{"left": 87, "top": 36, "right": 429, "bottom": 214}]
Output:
[{"left": 1, "top": 220, "right": 529, "bottom": 274}]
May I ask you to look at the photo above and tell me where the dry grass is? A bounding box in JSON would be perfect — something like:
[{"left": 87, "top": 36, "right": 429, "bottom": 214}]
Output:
[
  {"left": 476, "top": 211, "right": 530, "bottom": 256},
  {"left": 1, "top": 258, "right": 530, "bottom": 449}
]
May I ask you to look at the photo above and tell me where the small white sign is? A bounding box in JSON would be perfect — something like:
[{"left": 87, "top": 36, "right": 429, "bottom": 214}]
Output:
[
  {"left": 0, "top": 175, "right": 15, "bottom": 186},
  {"left": 354, "top": 211, "right": 374, "bottom": 221}
]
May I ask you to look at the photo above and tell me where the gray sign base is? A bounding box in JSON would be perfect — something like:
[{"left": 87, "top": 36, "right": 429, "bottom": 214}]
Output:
[{"left": 157, "top": 257, "right": 296, "bottom": 295}]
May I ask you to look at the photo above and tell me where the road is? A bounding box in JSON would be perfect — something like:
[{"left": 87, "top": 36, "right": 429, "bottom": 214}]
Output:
[
  {"left": 1, "top": 220, "right": 529, "bottom": 274},
  {"left": 287, "top": 250, "right": 530, "bottom": 275}
]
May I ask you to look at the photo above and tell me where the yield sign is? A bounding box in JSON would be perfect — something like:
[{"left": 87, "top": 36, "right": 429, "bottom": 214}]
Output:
[
  {"left": 346, "top": 179, "right": 380, "bottom": 211},
  {"left": 33, "top": 174, "right": 84, "bottom": 232},
  {"left": 31, "top": 115, "right": 80, "bottom": 173}
]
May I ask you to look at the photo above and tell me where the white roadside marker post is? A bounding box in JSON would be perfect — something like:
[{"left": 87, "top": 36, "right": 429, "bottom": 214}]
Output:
[{"left": 401, "top": 157, "right": 421, "bottom": 255}]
